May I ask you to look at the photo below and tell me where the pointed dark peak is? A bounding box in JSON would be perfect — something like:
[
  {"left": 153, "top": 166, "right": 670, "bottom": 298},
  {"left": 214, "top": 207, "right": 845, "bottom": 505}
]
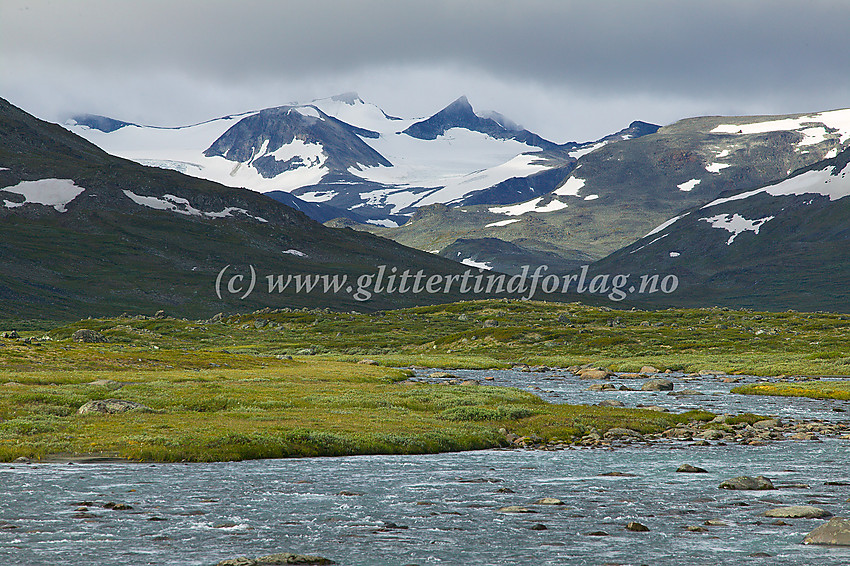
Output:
[
  {"left": 403, "top": 95, "right": 556, "bottom": 149},
  {"left": 446, "top": 95, "right": 473, "bottom": 112},
  {"left": 69, "top": 113, "right": 136, "bottom": 133}
]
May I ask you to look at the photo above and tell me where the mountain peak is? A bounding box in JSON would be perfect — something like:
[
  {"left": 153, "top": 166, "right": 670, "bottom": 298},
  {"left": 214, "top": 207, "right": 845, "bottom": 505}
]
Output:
[
  {"left": 448, "top": 95, "right": 472, "bottom": 109},
  {"left": 330, "top": 92, "right": 363, "bottom": 105},
  {"left": 402, "top": 95, "right": 556, "bottom": 150}
]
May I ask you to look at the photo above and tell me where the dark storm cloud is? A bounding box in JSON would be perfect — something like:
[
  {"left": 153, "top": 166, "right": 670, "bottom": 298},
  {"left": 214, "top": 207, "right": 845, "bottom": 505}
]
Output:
[{"left": 2, "top": 0, "right": 850, "bottom": 140}]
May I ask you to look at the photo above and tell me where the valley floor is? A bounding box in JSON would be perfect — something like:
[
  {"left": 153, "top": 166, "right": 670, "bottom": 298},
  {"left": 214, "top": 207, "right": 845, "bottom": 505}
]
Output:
[{"left": 1, "top": 300, "right": 848, "bottom": 462}]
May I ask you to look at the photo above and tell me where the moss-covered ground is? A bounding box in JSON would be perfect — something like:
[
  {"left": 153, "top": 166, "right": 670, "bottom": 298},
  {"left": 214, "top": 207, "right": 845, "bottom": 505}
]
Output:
[{"left": 1, "top": 300, "right": 846, "bottom": 462}]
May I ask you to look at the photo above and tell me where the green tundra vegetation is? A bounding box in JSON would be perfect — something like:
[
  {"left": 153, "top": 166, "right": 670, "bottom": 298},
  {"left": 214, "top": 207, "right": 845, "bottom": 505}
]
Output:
[{"left": 1, "top": 300, "right": 847, "bottom": 462}]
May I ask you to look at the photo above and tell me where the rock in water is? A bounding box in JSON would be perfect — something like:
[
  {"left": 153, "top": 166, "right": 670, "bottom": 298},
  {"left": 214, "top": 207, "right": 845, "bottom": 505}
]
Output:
[
  {"left": 534, "top": 498, "right": 565, "bottom": 505},
  {"left": 764, "top": 506, "right": 832, "bottom": 519},
  {"left": 802, "top": 517, "right": 850, "bottom": 546},
  {"left": 625, "top": 521, "right": 650, "bottom": 532},
  {"left": 719, "top": 475, "right": 774, "bottom": 490},
  {"left": 77, "top": 399, "right": 154, "bottom": 415},
  {"left": 641, "top": 378, "right": 674, "bottom": 391},
  {"left": 72, "top": 329, "right": 107, "bottom": 343},
  {"left": 676, "top": 464, "right": 708, "bottom": 473}
]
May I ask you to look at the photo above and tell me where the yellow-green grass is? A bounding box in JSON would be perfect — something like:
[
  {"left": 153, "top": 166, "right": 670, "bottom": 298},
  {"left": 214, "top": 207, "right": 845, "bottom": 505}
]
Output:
[
  {"left": 0, "top": 358, "right": 711, "bottom": 463},
  {"left": 732, "top": 380, "right": 850, "bottom": 401},
  {"left": 2, "top": 299, "right": 848, "bottom": 462},
  {"left": 7, "top": 299, "right": 849, "bottom": 376}
]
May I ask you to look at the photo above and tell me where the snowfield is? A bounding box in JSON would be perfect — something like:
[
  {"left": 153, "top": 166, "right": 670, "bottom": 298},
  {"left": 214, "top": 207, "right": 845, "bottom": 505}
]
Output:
[
  {"left": 711, "top": 109, "right": 850, "bottom": 145},
  {"left": 702, "top": 162, "right": 850, "bottom": 209},
  {"left": 1, "top": 178, "right": 85, "bottom": 212},
  {"left": 123, "top": 190, "right": 268, "bottom": 222},
  {"left": 699, "top": 213, "right": 774, "bottom": 245},
  {"left": 489, "top": 197, "right": 568, "bottom": 216}
]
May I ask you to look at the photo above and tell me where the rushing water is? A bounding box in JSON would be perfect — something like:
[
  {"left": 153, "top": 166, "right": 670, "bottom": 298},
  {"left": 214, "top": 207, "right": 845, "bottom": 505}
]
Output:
[{"left": 1, "top": 370, "right": 848, "bottom": 566}]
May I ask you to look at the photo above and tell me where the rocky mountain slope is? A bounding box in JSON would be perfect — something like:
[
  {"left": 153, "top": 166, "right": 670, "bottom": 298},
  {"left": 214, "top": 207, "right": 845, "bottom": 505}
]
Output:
[
  {"left": 589, "top": 146, "right": 850, "bottom": 312},
  {"left": 0, "top": 98, "right": 477, "bottom": 319},
  {"left": 354, "top": 108, "right": 850, "bottom": 271}
]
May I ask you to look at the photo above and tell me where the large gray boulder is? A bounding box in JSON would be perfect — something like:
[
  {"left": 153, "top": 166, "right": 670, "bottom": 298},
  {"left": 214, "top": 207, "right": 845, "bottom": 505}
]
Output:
[
  {"left": 718, "top": 475, "right": 774, "bottom": 490},
  {"left": 641, "top": 378, "right": 674, "bottom": 391},
  {"left": 765, "top": 506, "right": 832, "bottom": 519},
  {"left": 77, "top": 399, "right": 153, "bottom": 415},
  {"left": 802, "top": 517, "right": 850, "bottom": 546}
]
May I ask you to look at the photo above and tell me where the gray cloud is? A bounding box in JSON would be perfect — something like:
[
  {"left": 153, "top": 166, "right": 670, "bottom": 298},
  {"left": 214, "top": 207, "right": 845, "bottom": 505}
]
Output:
[{"left": 2, "top": 0, "right": 849, "bottom": 141}]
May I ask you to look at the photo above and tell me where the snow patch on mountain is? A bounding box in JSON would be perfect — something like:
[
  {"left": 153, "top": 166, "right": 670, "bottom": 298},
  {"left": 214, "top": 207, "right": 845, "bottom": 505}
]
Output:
[
  {"left": 414, "top": 153, "right": 549, "bottom": 206},
  {"left": 485, "top": 218, "right": 522, "bottom": 228},
  {"left": 629, "top": 233, "right": 669, "bottom": 254},
  {"left": 706, "top": 162, "right": 731, "bottom": 173},
  {"left": 569, "top": 141, "right": 606, "bottom": 159},
  {"left": 123, "top": 190, "right": 268, "bottom": 222},
  {"left": 699, "top": 213, "right": 774, "bottom": 245},
  {"left": 702, "top": 162, "right": 850, "bottom": 209},
  {"left": 283, "top": 249, "right": 307, "bottom": 257},
  {"left": 460, "top": 258, "right": 493, "bottom": 270},
  {"left": 645, "top": 213, "right": 690, "bottom": 237},
  {"left": 489, "top": 197, "right": 568, "bottom": 216},
  {"left": 711, "top": 109, "right": 850, "bottom": 145},
  {"left": 677, "top": 178, "right": 701, "bottom": 191},
  {"left": 366, "top": 218, "right": 399, "bottom": 228},
  {"left": 298, "top": 190, "right": 337, "bottom": 203},
  {"left": 553, "top": 176, "right": 586, "bottom": 196},
  {"left": 1, "top": 178, "right": 85, "bottom": 212}
]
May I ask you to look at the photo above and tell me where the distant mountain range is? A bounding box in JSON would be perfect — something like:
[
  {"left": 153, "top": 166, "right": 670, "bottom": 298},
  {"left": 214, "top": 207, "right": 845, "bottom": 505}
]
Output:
[
  {"left": 0, "top": 97, "right": 477, "bottom": 319},
  {"left": 15, "top": 93, "right": 850, "bottom": 314},
  {"left": 350, "top": 108, "right": 850, "bottom": 276},
  {"left": 66, "top": 93, "right": 657, "bottom": 228}
]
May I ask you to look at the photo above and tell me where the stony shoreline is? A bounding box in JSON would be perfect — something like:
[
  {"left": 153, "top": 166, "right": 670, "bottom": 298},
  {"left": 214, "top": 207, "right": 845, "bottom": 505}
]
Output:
[{"left": 502, "top": 415, "right": 850, "bottom": 451}]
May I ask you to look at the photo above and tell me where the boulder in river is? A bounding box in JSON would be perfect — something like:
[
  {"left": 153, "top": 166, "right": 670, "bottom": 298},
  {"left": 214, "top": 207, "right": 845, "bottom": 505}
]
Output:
[
  {"left": 577, "top": 368, "right": 614, "bottom": 380},
  {"left": 718, "top": 475, "right": 774, "bottom": 490},
  {"left": 802, "top": 517, "right": 850, "bottom": 546},
  {"left": 641, "top": 378, "right": 674, "bottom": 391},
  {"left": 764, "top": 506, "right": 832, "bottom": 519},
  {"left": 428, "top": 371, "right": 455, "bottom": 379},
  {"left": 676, "top": 464, "right": 708, "bottom": 473},
  {"left": 534, "top": 498, "right": 565, "bottom": 505}
]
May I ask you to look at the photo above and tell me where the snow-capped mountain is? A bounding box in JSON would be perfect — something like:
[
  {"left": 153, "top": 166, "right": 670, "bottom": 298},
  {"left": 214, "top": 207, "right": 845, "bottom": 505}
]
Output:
[
  {"left": 65, "top": 94, "right": 651, "bottom": 226},
  {"left": 591, "top": 146, "right": 850, "bottom": 312},
  {"left": 0, "top": 97, "right": 474, "bottom": 318},
  {"left": 355, "top": 107, "right": 850, "bottom": 272}
]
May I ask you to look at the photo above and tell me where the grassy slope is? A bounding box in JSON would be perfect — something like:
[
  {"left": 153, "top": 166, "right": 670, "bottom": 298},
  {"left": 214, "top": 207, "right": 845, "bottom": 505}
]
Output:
[{"left": 2, "top": 299, "right": 848, "bottom": 462}]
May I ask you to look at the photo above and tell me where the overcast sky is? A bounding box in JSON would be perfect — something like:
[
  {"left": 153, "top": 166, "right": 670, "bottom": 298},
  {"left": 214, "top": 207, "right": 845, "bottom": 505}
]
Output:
[{"left": 2, "top": 0, "right": 850, "bottom": 142}]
